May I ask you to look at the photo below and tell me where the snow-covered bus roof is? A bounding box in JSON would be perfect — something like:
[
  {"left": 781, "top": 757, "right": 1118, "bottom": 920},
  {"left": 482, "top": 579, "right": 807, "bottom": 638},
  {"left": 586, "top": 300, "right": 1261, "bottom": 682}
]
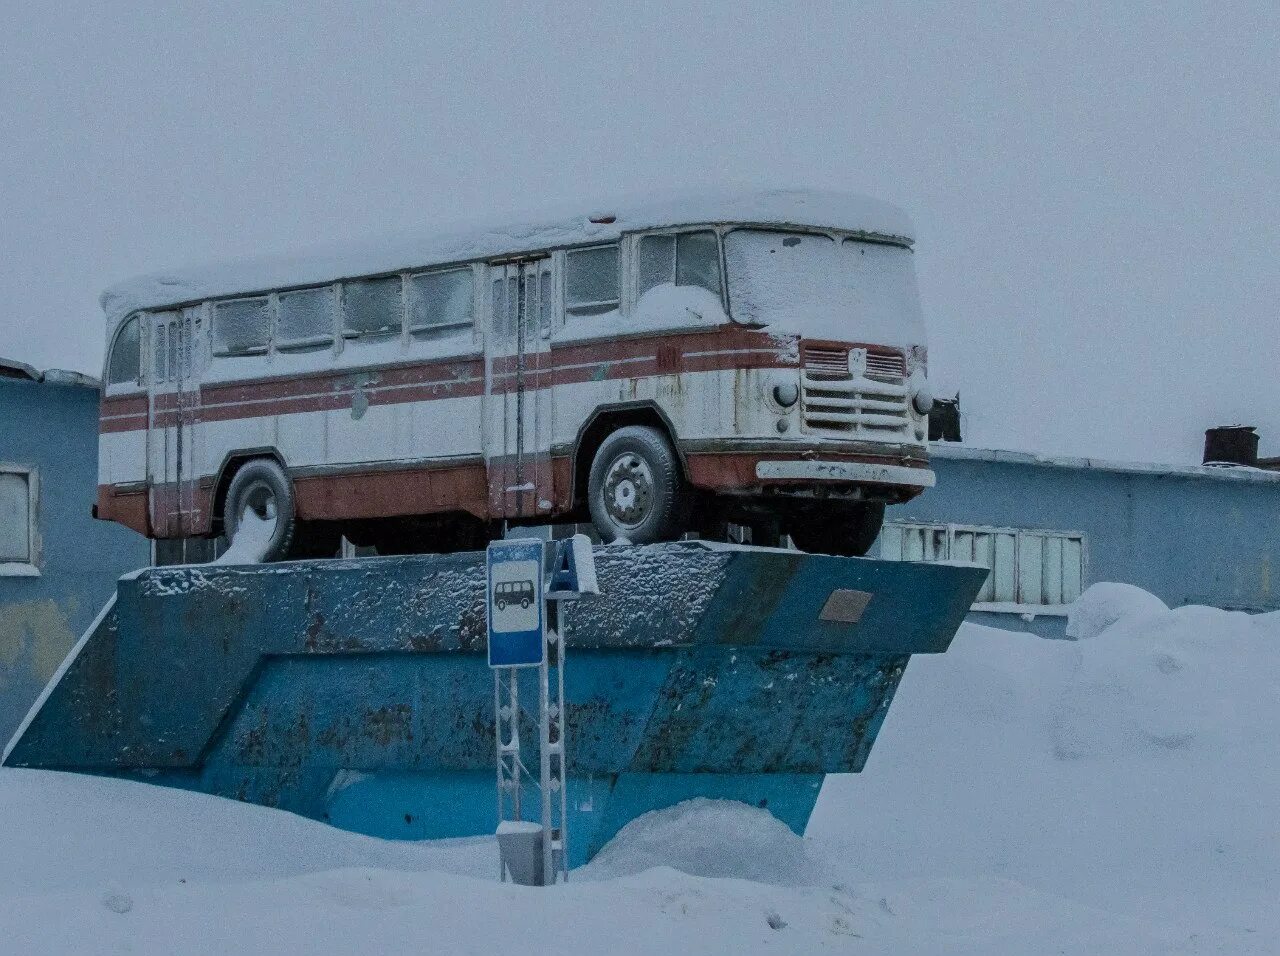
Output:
[{"left": 100, "top": 187, "right": 914, "bottom": 328}]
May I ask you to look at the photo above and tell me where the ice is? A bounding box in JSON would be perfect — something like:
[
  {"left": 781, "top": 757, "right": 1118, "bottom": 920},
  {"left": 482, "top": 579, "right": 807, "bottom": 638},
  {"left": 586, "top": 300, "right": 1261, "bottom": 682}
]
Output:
[
  {"left": 212, "top": 508, "right": 275, "bottom": 565},
  {"left": 100, "top": 188, "right": 914, "bottom": 330}
]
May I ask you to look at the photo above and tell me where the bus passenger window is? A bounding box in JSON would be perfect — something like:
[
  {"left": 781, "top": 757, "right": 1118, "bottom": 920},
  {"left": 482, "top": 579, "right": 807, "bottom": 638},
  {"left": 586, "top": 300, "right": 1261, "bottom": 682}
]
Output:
[
  {"left": 277, "top": 287, "right": 336, "bottom": 351},
  {"left": 565, "top": 245, "right": 619, "bottom": 317},
  {"left": 213, "top": 298, "right": 270, "bottom": 356},
  {"left": 343, "top": 276, "right": 402, "bottom": 339},
  {"left": 166, "top": 319, "right": 178, "bottom": 380},
  {"left": 638, "top": 230, "right": 721, "bottom": 298},
  {"left": 153, "top": 321, "right": 168, "bottom": 382},
  {"left": 106, "top": 315, "right": 141, "bottom": 386},
  {"left": 408, "top": 269, "right": 473, "bottom": 336}
]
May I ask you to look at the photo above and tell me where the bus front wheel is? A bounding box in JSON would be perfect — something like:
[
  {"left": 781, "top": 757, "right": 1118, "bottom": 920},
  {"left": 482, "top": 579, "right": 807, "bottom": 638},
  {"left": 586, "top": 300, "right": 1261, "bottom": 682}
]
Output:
[
  {"left": 788, "top": 503, "right": 886, "bottom": 558},
  {"left": 587, "top": 426, "right": 685, "bottom": 544}
]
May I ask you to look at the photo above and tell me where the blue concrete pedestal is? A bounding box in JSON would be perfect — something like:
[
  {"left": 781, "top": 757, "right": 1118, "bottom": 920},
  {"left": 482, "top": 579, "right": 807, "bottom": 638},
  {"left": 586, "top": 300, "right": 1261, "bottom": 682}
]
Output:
[{"left": 5, "top": 543, "right": 985, "bottom": 864}]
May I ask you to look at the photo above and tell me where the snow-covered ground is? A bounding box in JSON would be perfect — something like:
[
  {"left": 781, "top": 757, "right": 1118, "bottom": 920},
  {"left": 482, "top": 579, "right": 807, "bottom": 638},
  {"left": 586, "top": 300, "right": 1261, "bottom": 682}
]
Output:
[{"left": 0, "top": 584, "right": 1275, "bottom": 953}]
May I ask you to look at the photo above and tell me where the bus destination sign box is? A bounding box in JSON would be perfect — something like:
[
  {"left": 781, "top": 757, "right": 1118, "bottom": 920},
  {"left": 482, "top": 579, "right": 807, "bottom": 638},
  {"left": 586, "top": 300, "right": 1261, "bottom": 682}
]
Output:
[{"left": 486, "top": 538, "right": 546, "bottom": 668}]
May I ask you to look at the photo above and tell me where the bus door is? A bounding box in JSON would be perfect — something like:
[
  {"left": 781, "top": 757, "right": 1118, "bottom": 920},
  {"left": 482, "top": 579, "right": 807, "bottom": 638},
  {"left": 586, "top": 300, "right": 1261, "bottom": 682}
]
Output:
[
  {"left": 146, "top": 308, "right": 202, "bottom": 538},
  {"left": 485, "top": 258, "right": 556, "bottom": 525}
]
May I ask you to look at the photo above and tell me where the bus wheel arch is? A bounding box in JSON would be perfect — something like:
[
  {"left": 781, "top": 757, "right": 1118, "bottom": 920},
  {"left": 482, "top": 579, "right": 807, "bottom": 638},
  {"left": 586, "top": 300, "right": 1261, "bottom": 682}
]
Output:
[{"left": 571, "top": 403, "right": 687, "bottom": 516}]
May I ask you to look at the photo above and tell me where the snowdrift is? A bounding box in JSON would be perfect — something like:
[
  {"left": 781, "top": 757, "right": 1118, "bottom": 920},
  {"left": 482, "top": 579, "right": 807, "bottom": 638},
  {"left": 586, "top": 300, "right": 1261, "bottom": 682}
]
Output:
[{"left": 0, "top": 582, "right": 1274, "bottom": 953}]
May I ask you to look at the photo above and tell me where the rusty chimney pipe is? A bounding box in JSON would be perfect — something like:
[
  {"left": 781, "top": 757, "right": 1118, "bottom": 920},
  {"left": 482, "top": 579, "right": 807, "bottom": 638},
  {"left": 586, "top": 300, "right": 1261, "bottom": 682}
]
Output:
[{"left": 1203, "top": 425, "right": 1259, "bottom": 467}]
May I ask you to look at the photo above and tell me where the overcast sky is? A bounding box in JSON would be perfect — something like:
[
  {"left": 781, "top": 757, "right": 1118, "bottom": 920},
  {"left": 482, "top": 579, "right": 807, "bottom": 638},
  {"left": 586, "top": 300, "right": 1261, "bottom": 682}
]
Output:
[{"left": 2, "top": 1, "right": 1276, "bottom": 463}]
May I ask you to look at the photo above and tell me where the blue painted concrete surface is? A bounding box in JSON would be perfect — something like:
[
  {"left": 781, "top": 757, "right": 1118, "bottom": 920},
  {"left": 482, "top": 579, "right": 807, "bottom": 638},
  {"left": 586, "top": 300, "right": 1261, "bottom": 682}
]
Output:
[
  {"left": 0, "top": 376, "right": 149, "bottom": 742},
  {"left": 5, "top": 544, "right": 985, "bottom": 864}
]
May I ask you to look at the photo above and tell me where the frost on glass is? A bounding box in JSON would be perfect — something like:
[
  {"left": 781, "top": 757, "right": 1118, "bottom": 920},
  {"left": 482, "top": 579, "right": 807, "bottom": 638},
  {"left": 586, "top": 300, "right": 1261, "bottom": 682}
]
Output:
[
  {"left": 676, "top": 231, "right": 721, "bottom": 295},
  {"left": 343, "top": 276, "right": 402, "bottom": 338},
  {"left": 638, "top": 235, "right": 675, "bottom": 296},
  {"left": 407, "top": 269, "right": 473, "bottom": 335},
  {"left": 725, "top": 230, "right": 924, "bottom": 345},
  {"left": 724, "top": 230, "right": 837, "bottom": 327},
  {"left": 213, "top": 298, "right": 270, "bottom": 356},
  {"left": 539, "top": 268, "right": 553, "bottom": 336},
  {"left": 152, "top": 318, "right": 168, "bottom": 381},
  {"left": 166, "top": 319, "right": 178, "bottom": 380},
  {"left": 640, "top": 231, "right": 722, "bottom": 298},
  {"left": 565, "top": 245, "right": 619, "bottom": 317},
  {"left": 277, "top": 287, "right": 336, "bottom": 351},
  {"left": 0, "top": 472, "right": 30, "bottom": 563},
  {"left": 106, "top": 316, "right": 141, "bottom": 386}
]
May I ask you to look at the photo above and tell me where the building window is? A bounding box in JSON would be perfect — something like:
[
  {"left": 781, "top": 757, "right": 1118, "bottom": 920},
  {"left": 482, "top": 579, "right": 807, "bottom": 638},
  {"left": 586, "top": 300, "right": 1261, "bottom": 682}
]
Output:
[
  {"left": 879, "top": 522, "right": 1084, "bottom": 610},
  {"left": 565, "top": 245, "right": 620, "bottom": 317},
  {"left": 0, "top": 467, "right": 38, "bottom": 576}
]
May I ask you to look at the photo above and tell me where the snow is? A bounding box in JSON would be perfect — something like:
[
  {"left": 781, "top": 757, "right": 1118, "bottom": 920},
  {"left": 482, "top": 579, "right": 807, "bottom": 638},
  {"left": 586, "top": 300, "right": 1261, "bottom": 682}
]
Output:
[
  {"left": 100, "top": 188, "right": 914, "bottom": 330},
  {"left": 577, "top": 799, "right": 820, "bottom": 886},
  {"left": 1064, "top": 581, "right": 1169, "bottom": 639},
  {"left": 212, "top": 508, "right": 274, "bottom": 565},
  {"left": 0, "top": 584, "right": 1276, "bottom": 952}
]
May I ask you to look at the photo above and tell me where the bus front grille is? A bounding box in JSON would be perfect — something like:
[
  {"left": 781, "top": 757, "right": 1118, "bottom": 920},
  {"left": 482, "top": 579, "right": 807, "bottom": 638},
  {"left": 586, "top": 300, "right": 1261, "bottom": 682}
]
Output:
[{"left": 800, "top": 344, "right": 911, "bottom": 439}]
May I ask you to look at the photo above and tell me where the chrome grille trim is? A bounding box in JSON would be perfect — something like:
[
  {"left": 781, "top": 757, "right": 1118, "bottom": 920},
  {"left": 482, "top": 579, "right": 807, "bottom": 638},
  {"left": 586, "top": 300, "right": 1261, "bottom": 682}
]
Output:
[{"left": 800, "top": 343, "right": 910, "bottom": 439}]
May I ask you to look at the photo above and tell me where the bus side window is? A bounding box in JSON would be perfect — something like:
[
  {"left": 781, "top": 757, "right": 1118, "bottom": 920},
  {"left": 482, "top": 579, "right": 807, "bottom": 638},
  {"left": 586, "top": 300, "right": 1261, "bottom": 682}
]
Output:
[
  {"left": 637, "top": 230, "right": 721, "bottom": 298},
  {"left": 106, "top": 315, "right": 141, "bottom": 387},
  {"left": 408, "top": 268, "right": 473, "bottom": 338},
  {"left": 277, "top": 286, "right": 337, "bottom": 352},
  {"left": 213, "top": 298, "right": 270, "bottom": 357},
  {"left": 539, "top": 267, "right": 553, "bottom": 337},
  {"left": 565, "top": 244, "right": 620, "bottom": 318},
  {"left": 343, "top": 276, "right": 402, "bottom": 340},
  {"left": 153, "top": 320, "right": 168, "bottom": 383}
]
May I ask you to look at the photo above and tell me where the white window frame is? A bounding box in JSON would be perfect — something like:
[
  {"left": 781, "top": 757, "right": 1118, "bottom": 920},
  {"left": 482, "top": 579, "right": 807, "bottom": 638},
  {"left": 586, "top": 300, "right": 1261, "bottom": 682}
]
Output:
[
  {"left": 0, "top": 465, "right": 40, "bottom": 577},
  {"left": 880, "top": 520, "right": 1086, "bottom": 616}
]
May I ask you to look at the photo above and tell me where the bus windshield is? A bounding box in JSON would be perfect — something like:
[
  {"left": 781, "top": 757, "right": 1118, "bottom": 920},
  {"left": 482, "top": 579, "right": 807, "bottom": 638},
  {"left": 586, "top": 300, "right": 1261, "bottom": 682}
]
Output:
[{"left": 724, "top": 229, "right": 925, "bottom": 346}]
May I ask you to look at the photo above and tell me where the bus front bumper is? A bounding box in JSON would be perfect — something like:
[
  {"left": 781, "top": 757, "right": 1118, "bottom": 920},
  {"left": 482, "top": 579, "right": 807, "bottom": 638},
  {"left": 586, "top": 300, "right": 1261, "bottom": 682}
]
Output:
[{"left": 754, "top": 460, "right": 936, "bottom": 489}]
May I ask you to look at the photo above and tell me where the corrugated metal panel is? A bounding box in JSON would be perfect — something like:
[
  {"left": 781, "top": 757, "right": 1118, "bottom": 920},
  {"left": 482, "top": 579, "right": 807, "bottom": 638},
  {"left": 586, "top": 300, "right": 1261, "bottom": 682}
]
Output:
[{"left": 880, "top": 522, "right": 1085, "bottom": 608}]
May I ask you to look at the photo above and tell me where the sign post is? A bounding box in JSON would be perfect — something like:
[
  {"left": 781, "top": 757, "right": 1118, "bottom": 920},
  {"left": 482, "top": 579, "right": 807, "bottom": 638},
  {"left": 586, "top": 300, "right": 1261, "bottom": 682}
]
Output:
[{"left": 488, "top": 534, "right": 597, "bottom": 886}]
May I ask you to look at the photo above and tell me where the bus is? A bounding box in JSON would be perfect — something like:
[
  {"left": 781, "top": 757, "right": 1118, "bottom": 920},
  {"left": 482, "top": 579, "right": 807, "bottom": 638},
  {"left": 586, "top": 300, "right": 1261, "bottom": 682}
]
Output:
[{"left": 96, "top": 188, "right": 935, "bottom": 560}]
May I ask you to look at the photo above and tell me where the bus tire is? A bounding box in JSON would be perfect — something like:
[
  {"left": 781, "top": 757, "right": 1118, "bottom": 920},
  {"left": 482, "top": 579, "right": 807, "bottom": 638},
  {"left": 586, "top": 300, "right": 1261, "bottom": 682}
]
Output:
[
  {"left": 587, "top": 425, "right": 684, "bottom": 544},
  {"left": 788, "top": 503, "right": 886, "bottom": 558},
  {"left": 223, "top": 458, "right": 296, "bottom": 562}
]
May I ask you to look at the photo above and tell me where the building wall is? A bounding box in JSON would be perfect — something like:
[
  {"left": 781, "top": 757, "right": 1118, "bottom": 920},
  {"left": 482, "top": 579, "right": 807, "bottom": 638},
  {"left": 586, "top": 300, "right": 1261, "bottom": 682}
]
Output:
[
  {"left": 887, "top": 447, "right": 1280, "bottom": 637},
  {"left": 0, "top": 377, "right": 150, "bottom": 741}
]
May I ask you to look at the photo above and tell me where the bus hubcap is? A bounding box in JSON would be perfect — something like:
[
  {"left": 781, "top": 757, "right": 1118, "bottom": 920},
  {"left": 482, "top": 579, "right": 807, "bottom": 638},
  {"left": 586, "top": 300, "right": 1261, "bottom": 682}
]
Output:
[{"left": 603, "top": 454, "right": 653, "bottom": 528}]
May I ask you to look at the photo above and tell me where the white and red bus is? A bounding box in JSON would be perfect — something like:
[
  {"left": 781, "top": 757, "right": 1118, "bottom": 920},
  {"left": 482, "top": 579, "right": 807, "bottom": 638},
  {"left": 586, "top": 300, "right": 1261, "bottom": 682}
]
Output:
[{"left": 96, "top": 189, "right": 935, "bottom": 559}]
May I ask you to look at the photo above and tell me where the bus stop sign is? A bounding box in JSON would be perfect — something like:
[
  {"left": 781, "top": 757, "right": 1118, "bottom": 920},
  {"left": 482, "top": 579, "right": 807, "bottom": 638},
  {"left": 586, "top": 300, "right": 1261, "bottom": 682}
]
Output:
[{"left": 486, "top": 538, "right": 546, "bottom": 668}]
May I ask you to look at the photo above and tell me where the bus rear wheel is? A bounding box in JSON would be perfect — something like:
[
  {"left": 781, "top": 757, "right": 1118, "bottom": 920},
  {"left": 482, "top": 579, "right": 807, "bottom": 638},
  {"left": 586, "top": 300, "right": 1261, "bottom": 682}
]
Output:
[
  {"left": 587, "top": 425, "right": 685, "bottom": 544},
  {"left": 788, "top": 503, "right": 886, "bottom": 558},
  {"left": 222, "top": 458, "right": 296, "bottom": 562}
]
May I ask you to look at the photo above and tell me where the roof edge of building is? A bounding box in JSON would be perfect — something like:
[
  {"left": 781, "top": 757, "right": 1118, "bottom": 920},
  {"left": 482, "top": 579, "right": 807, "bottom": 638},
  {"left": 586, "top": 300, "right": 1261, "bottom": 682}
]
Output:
[
  {"left": 930, "top": 442, "right": 1280, "bottom": 485},
  {"left": 0, "top": 357, "right": 100, "bottom": 389}
]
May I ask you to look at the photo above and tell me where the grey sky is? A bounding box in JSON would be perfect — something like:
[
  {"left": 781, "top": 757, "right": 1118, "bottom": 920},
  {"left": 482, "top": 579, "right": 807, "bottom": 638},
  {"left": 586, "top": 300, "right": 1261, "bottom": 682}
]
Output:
[{"left": 2, "top": 1, "right": 1276, "bottom": 462}]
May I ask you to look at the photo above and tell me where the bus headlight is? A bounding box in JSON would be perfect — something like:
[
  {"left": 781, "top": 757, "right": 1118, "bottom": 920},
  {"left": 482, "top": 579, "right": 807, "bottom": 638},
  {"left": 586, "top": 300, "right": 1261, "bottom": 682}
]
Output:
[
  {"left": 910, "top": 374, "right": 933, "bottom": 416},
  {"left": 772, "top": 382, "right": 799, "bottom": 408}
]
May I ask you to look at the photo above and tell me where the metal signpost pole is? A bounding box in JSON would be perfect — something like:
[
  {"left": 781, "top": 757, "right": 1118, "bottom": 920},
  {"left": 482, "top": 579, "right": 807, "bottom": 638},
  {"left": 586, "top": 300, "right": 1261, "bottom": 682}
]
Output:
[
  {"left": 488, "top": 538, "right": 546, "bottom": 884},
  {"left": 490, "top": 533, "right": 596, "bottom": 886}
]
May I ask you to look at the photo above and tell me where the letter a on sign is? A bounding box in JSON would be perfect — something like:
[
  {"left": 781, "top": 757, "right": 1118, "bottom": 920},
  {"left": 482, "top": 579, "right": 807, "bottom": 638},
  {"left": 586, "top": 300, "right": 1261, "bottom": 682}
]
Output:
[{"left": 487, "top": 538, "right": 546, "bottom": 668}]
